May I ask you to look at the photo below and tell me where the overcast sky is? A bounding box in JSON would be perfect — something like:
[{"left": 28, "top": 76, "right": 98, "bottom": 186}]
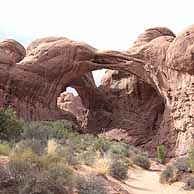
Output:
[{"left": 0, "top": 0, "right": 194, "bottom": 92}]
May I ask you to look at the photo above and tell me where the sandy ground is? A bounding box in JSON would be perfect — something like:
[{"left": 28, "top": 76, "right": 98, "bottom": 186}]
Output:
[{"left": 124, "top": 168, "right": 194, "bottom": 194}]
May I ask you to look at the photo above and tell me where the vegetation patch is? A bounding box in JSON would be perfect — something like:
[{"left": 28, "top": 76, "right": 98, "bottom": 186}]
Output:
[
  {"left": 76, "top": 174, "right": 108, "bottom": 194},
  {"left": 157, "top": 145, "right": 166, "bottom": 164},
  {"left": 132, "top": 154, "right": 151, "bottom": 169},
  {"left": 0, "top": 108, "right": 155, "bottom": 194},
  {"left": 109, "top": 159, "right": 128, "bottom": 180}
]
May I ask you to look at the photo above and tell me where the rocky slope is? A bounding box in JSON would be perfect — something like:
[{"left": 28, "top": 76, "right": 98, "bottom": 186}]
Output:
[{"left": 1, "top": 25, "right": 194, "bottom": 157}]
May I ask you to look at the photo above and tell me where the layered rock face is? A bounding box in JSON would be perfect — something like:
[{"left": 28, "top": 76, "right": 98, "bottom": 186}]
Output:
[
  {"left": 1, "top": 25, "right": 194, "bottom": 157},
  {"left": 99, "top": 70, "right": 165, "bottom": 148}
]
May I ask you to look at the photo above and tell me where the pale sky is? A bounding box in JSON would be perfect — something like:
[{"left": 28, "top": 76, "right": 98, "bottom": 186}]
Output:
[{"left": 0, "top": 0, "right": 194, "bottom": 93}]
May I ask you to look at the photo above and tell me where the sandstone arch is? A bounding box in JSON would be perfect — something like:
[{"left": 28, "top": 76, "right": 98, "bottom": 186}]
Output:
[{"left": 1, "top": 25, "right": 194, "bottom": 157}]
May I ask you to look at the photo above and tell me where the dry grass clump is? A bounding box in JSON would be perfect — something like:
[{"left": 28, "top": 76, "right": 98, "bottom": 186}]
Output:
[{"left": 93, "top": 155, "right": 111, "bottom": 176}]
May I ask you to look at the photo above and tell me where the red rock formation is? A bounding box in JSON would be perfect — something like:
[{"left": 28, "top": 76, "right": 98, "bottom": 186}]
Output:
[
  {"left": 1, "top": 25, "right": 194, "bottom": 157},
  {"left": 99, "top": 70, "right": 165, "bottom": 150},
  {"left": 57, "top": 92, "right": 85, "bottom": 124}
]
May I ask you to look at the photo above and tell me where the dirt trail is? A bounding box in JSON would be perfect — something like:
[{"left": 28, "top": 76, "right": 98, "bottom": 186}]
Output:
[{"left": 124, "top": 168, "right": 194, "bottom": 194}]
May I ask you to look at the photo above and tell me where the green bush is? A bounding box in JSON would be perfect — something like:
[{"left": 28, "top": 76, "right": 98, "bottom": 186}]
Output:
[
  {"left": 109, "top": 159, "right": 128, "bottom": 180},
  {"left": 0, "top": 109, "right": 23, "bottom": 141},
  {"left": 108, "top": 142, "right": 129, "bottom": 157},
  {"left": 0, "top": 143, "right": 10, "bottom": 156},
  {"left": 184, "top": 176, "right": 194, "bottom": 190},
  {"left": 189, "top": 146, "right": 194, "bottom": 172},
  {"left": 132, "top": 154, "right": 150, "bottom": 169},
  {"left": 76, "top": 174, "right": 108, "bottom": 194},
  {"left": 160, "top": 165, "right": 175, "bottom": 184},
  {"left": 157, "top": 145, "right": 166, "bottom": 164}
]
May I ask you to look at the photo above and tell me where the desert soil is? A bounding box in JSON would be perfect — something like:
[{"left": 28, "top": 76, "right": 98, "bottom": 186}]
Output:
[{"left": 124, "top": 166, "right": 194, "bottom": 194}]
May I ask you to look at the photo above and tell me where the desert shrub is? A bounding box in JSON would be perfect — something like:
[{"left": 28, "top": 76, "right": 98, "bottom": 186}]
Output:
[
  {"left": 41, "top": 120, "right": 72, "bottom": 139},
  {"left": 78, "top": 148, "right": 98, "bottom": 166},
  {"left": 132, "top": 154, "right": 150, "bottom": 169},
  {"left": 173, "top": 157, "right": 191, "bottom": 174},
  {"left": 93, "top": 137, "right": 111, "bottom": 154},
  {"left": 109, "top": 159, "right": 128, "bottom": 180},
  {"left": 160, "top": 157, "right": 192, "bottom": 185},
  {"left": 48, "top": 163, "right": 74, "bottom": 186},
  {"left": 78, "top": 134, "right": 97, "bottom": 150},
  {"left": 76, "top": 174, "right": 108, "bottom": 194},
  {"left": 8, "top": 158, "right": 33, "bottom": 183},
  {"left": 160, "top": 165, "right": 175, "bottom": 184},
  {"left": 57, "top": 146, "right": 78, "bottom": 166},
  {"left": 0, "top": 108, "right": 23, "bottom": 141},
  {"left": 128, "top": 145, "right": 148, "bottom": 158},
  {"left": 9, "top": 148, "right": 43, "bottom": 172},
  {"left": 0, "top": 143, "right": 11, "bottom": 156},
  {"left": 14, "top": 139, "right": 46, "bottom": 156},
  {"left": 0, "top": 166, "right": 10, "bottom": 183},
  {"left": 108, "top": 142, "right": 129, "bottom": 157},
  {"left": 22, "top": 122, "right": 53, "bottom": 142},
  {"left": 157, "top": 145, "right": 166, "bottom": 164},
  {"left": 22, "top": 120, "right": 71, "bottom": 143},
  {"left": 6, "top": 151, "right": 74, "bottom": 193},
  {"left": 42, "top": 163, "right": 74, "bottom": 193},
  {"left": 184, "top": 176, "right": 194, "bottom": 190},
  {"left": 19, "top": 172, "right": 72, "bottom": 194}
]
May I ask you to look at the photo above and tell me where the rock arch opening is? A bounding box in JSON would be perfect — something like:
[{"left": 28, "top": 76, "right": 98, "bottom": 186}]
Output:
[{"left": 55, "top": 68, "right": 165, "bottom": 153}]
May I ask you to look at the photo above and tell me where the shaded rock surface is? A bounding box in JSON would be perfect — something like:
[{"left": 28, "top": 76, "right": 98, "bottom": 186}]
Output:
[
  {"left": 1, "top": 26, "right": 194, "bottom": 157},
  {"left": 99, "top": 70, "right": 165, "bottom": 150}
]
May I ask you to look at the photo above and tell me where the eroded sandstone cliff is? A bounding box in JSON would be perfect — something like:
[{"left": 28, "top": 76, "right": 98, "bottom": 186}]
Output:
[{"left": 1, "top": 25, "right": 194, "bottom": 157}]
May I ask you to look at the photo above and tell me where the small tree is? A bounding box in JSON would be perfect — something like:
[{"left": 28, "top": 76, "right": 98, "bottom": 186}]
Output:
[{"left": 157, "top": 145, "right": 166, "bottom": 164}]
